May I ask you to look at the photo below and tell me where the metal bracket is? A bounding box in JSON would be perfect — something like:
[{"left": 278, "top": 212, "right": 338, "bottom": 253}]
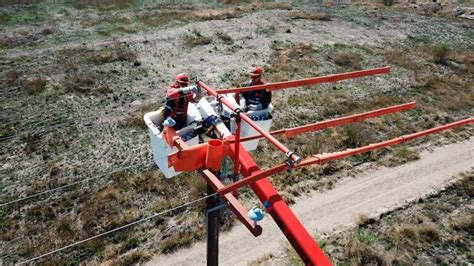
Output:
[
  {"left": 285, "top": 151, "right": 301, "bottom": 172},
  {"left": 206, "top": 202, "right": 229, "bottom": 214}
]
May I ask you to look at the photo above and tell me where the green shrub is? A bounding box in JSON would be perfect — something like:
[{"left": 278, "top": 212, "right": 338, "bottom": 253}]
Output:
[{"left": 433, "top": 43, "right": 449, "bottom": 64}]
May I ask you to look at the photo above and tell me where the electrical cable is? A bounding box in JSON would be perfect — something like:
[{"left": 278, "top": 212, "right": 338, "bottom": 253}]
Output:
[
  {"left": 0, "top": 163, "right": 152, "bottom": 208},
  {"left": 16, "top": 192, "right": 217, "bottom": 265},
  {"left": 0, "top": 148, "right": 186, "bottom": 208},
  {"left": 0, "top": 93, "right": 202, "bottom": 142}
]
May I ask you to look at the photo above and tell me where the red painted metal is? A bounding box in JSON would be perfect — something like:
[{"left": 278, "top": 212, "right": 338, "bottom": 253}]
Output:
[
  {"left": 300, "top": 117, "right": 474, "bottom": 166},
  {"left": 198, "top": 81, "right": 300, "bottom": 164},
  {"left": 165, "top": 69, "right": 471, "bottom": 266},
  {"left": 215, "top": 66, "right": 390, "bottom": 94},
  {"left": 218, "top": 117, "right": 473, "bottom": 195},
  {"left": 232, "top": 102, "right": 417, "bottom": 143},
  {"left": 228, "top": 142, "right": 332, "bottom": 265},
  {"left": 166, "top": 131, "right": 261, "bottom": 236},
  {"left": 200, "top": 169, "right": 262, "bottom": 236}
]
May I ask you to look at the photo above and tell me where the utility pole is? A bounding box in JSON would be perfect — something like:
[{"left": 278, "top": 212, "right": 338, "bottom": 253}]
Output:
[{"left": 206, "top": 184, "right": 219, "bottom": 266}]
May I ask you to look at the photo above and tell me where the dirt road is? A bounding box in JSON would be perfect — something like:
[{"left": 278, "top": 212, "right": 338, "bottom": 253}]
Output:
[{"left": 147, "top": 137, "right": 474, "bottom": 265}]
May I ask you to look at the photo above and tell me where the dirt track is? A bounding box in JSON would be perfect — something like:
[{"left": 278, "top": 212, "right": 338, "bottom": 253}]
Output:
[{"left": 147, "top": 137, "right": 474, "bottom": 265}]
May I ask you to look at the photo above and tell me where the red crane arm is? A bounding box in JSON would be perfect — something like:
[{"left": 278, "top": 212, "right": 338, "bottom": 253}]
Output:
[
  {"left": 215, "top": 66, "right": 390, "bottom": 94},
  {"left": 218, "top": 117, "right": 473, "bottom": 196},
  {"left": 232, "top": 102, "right": 416, "bottom": 143},
  {"left": 228, "top": 142, "right": 332, "bottom": 265}
]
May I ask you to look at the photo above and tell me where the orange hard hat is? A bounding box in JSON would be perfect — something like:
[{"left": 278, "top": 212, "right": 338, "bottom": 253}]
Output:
[
  {"left": 250, "top": 66, "right": 263, "bottom": 78},
  {"left": 176, "top": 73, "right": 189, "bottom": 85}
]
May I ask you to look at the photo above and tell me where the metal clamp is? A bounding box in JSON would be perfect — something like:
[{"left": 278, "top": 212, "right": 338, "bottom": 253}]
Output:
[{"left": 285, "top": 151, "right": 301, "bottom": 172}]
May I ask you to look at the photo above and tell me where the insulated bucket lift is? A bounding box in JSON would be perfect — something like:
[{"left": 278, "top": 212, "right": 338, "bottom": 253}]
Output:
[{"left": 145, "top": 66, "right": 473, "bottom": 265}]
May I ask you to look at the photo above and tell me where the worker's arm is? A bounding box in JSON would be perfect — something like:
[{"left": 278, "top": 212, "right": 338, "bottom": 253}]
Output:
[
  {"left": 262, "top": 90, "right": 272, "bottom": 109},
  {"left": 163, "top": 99, "right": 175, "bottom": 118},
  {"left": 166, "top": 86, "right": 198, "bottom": 99},
  {"left": 239, "top": 92, "right": 247, "bottom": 110}
]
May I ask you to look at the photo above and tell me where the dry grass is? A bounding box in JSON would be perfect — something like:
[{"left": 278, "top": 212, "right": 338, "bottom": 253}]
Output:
[
  {"left": 190, "top": 8, "right": 241, "bottom": 21},
  {"left": 22, "top": 77, "right": 47, "bottom": 94},
  {"left": 183, "top": 30, "right": 212, "bottom": 48},
  {"left": 159, "top": 227, "right": 204, "bottom": 254},
  {"left": 125, "top": 102, "right": 161, "bottom": 128},
  {"left": 74, "top": 0, "right": 133, "bottom": 9},
  {"left": 296, "top": 173, "right": 474, "bottom": 265},
  {"left": 290, "top": 12, "right": 331, "bottom": 21},
  {"left": 386, "top": 49, "right": 416, "bottom": 70},
  {"left": 330, "top": 52, "right": 361, "bottom": 69},
  {"left": 64, "top": 72, "right": 96, "bottom": 93},
  {"left": 343, "top": 233, "right": 384, "bottom": 265},
  {"left": 433, "top": 43, "right": 449, "bottom": 64},
  {"left": 139, "top": 11, "right": 185, "bottom": 27},
  {"left": 139, "top": 3, "right": 291, "bottom": 27},
  {"left": 381, "top": 146, "right": 420, "bottom": 167},
  {"left": 80, "top": 186, "right": 122, "bottom": 231},
  {"left": 216, "top": 32, "right": 234, "bottom": 45},
  {"left": 89, "top": 38, "right": 137, "bottom": 64},
  {"left": 343, "top": 124, "right": 374, "bottom": 148},
  {"left": 265, "top": 43, "right": 317, "bottom": 82},
  {"left": 41, "top": 27, "right": 53, "bottom": 35},
  {"left": 357, "top": 214, "right": 376, "bottom": 227},
  {"left": 113, "top": 251, "right": 152, "bottom": 265},
  {"left": 5, "top": 69, "right": 20, "bottom": 86},
  {"left": 57, "top": 39, "right": 137, "bottom": 70}
]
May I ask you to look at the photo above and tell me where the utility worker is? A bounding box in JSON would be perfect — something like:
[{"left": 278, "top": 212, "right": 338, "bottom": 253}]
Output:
[
  {"left": 239, "top": 66, "right": 272, "bottom": 111},
  {"left": 163, "top": 73, "right": 201, "bottom": 131}
]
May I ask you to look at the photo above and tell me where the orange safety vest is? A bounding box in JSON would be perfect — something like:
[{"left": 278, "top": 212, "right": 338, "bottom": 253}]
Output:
[{"left": 164, "top": 84, "right": 193, "bottom": 119}]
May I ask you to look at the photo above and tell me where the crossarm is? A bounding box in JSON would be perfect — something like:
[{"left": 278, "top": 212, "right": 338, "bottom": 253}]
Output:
[
  {"left": 233, "top": 102, "right": 416, "bottom": 143},
  {"left": 215, "top": 67, "right": 390, "bottom": 94},
  {"left": 218, "top": 117, "right": 473, "bottom": 196}
]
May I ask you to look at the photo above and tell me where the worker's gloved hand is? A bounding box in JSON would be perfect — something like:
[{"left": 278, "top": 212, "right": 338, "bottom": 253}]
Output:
[
  {"left": 194, "top": 84, "right": 202, "bottom": 101},
  {"left": 247, "top": 104, "right": 262, "bottom": 111},
  {"left": 179, "top": 85, "right": 198, "bottom": 95},
  {"left": 163, "top": 117, "right": 176, "bottom": 128}
]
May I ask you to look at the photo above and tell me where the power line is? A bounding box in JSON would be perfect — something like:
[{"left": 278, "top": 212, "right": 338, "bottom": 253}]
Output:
[
  {"left": 0, "top": 92, "right": 197, "bottom": 142},
  {"left": 0, "top": 149, "right": 182, "bottom": 208},
  {"left": 1, "top": 95, "right": 205, "bottom": 206},
  {"left": 0, "top": 163, "right": 151, "bottom": 208},
  {"left": 16, "top": 192, "right": 217, "bottom": 265}
]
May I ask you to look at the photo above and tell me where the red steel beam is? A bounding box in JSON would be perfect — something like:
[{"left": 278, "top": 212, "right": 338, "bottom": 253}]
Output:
[
  {"left": 232, "top": 102, "right": 416, "bottom": 143},
  {"left": 198, "top": 81, "right": 301, "bottom": 164},
  {"left": 215, "top": 66, "right": 390, "bottom": 94},
  {"left": 218, "top": 117, "right": 473, "bottom": 196},
  {"left": 164, "top": 127, "right": 261, "bottom": 236},
  {"left": 199, "top": 169, "right": 262, "bottom": 236},
  {"left": 301, "top": 117, "right": 474, "bottom": 166},
  {"left": 228, "top": 141, "right": 332, "bottom": 265}
]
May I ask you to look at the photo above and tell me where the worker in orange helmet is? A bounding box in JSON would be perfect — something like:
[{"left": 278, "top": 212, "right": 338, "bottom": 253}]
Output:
[
  {"left": 239, "top": 66, "right": 272, "bottom": 111},
  {"left": 163, "top": 73, "right": 201, "bottom": 130}
]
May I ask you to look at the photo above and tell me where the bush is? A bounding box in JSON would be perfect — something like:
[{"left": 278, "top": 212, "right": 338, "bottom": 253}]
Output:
[
  {"left": 22, "top": 77, "right": 47, "bottom": 94},
  {"left": 89, "top": 38, "right": 137, "bottom": 64},
  {"left": 433, "top": 43, "right": 449, "bottom": 64},
  {"left": 41, "top": 28, "right": 53, "bottom": 35},
  {"left": 64, "top": 72, "right": 96, "bottom": 93},
  {"left": 291, "top": 12, "right": 331, "bottom": 21},
  {"left": 331, "top": 52, "right": 360, "bottom": 69},
  {"left": 183, "top": 30, "right": 212, "bottom": 48},
  {"left": 216, "top": 32, "right": 233, "bottom": 45},
  {"left": 113, "top": 251, "right": 151, "bottom": 265},
  {"left": 382, "top": 0, "right": 393, "bottom": 6},
  {"left": 5, "top": 69, "right": 20, "bottom": 86}
]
